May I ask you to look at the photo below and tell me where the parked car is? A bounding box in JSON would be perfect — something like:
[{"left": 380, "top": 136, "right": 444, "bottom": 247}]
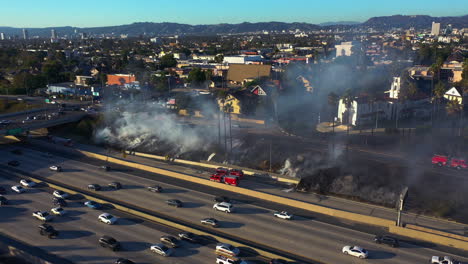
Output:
[
  {"left": 7, "top": 160, "right": 20, "bottom": 166},
  {"left": 201, "top": 218, "right": 219, "bottom": 227},
  {"left": 147, "top": 185, "right": 162, "bottom": 193},
  {"left": 150, "top": 243, "right": 173, "bottom": 256},
  {"left": 0, "top": 195, "right": 8, "bottom": 205},
  {"left": 114, "top": 258, "right": 134, "bottom": 264},
  {"left": 20, "top": 179, "right": 36, "bottom": 187},
  {"left": 213, "top": 202, "right": 234, "bottom": 213},
  {"left": 342, "top": 245, "right": 368, "bottom": 259},
  {"left": 84, "top": 200, "right": 102, "bottom": 209},
  {"left": 374, "top": 235, "right": 399, "bottom": 247},
  {"left": 53, "top": 190, "right": 69, "bottom": 199},
  {"left": 38, "top": 224, "right": 58, "bottom": 238},
  {"left": 87, "top": 184, "right": 102, "bottom": 191},
  {"left": 98, "top": 213, "right": 117, "bottom": 225},
  {"left": 178, "top": 232, "right": 200, "bottom": 243},
  {"left": 216, "top": 243, "right": 240, "bottom": 256},
  {"left": 166, "top": 199, "right": 183, "bottom": 207},
  {"left": 99, "top": 235, "right": 120, "bottom": 251},
  {"left": 108, "top": 182, "right": 122, "bottom": 190},
  {"left": 274, "top": 211, "right": 293, "bottom": 220},
  {"left": 160, "top": 235, "right": 180, "bottom": 248},
  {"left": 53, "top": 197, "right": 67, "bottom": 207},
  {"left": 51, "top": 207, "right": 67, "bottom": 216},
  {"left": 49, "top": 165, "right": 62, "bottom": 172},
  {"left": 11, "top": 185, "right": 25, "bottom": 193},
  {"left": 214, "top": 196, "right": 230, "bottom": 203},
  {"left": 33, "top": 211, "right": 53, "bottom": 222}
]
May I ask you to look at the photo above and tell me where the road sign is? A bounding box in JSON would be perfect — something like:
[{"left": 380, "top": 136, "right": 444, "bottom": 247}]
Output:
[{"left": 6, "top": 128, "right": 23, "bottom": 135}]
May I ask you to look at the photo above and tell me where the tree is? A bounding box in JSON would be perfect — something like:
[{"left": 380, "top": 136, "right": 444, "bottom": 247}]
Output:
[
  {"left": 433, "top": 82, "right": 447, "bottom": 119},
  {"left": 159, "top": 54, "right": 177, "bottom": 69},
  {"left": 214, "top": 54, "right": 224, "bottom": 64},
  {"left": 327, "top": 92, "right": 338, "bottom": 133},
  {"left": 341, "top": 89, "right": 354, "bottom": 136},
  {"left": 445, "top": 100, "right": 463, "bottom": 135}
]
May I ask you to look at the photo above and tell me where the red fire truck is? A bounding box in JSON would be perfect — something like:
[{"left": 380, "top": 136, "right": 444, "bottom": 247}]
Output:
[
  {"left": 431, "top": 155, "right": 467, "bottom": 170},
  {"left": 209, "top": 174, "right": 239, "bottom": 186}
]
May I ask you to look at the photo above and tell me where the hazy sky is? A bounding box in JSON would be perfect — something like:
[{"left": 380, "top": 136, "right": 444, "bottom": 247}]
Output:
[{"left": 2, "top": 0, "right": 468, "bottom": 28}]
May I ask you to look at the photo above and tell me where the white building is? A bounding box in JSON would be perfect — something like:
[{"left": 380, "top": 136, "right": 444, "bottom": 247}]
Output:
[
  {"left": 431, "top": 22, "right": 441, "bottom": 36},
  {"left": 0, "top": 32, "right": 4, "bottom": 40},
  {"left": 385, "top": 77, "right": 401, "bottom": 99},
  {"left": 335, "top": 41, "right": 361, "bottom": 57}
]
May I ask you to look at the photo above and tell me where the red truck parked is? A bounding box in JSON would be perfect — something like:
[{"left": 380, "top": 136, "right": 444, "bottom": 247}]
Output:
[
  {"left": 229, "top": 169, "right": 244, "bottom": 178},
  {"left": 209, "top": 173, "right": 239, "bottom": 186},
  {"left": 432, "top": 155, "right": 467, "bottom": 170}
]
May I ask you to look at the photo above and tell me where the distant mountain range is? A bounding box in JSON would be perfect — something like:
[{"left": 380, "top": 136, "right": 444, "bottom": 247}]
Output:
[{"left": 1, "top": 14, "right": 467, "bottom": 38}]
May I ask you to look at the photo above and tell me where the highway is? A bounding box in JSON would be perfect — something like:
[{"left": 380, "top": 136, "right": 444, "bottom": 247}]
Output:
[
  {"left": 0, "top": 172, "right": 231, "bottom": 264},
  {"left": 2, "top": 144, "right": 467, "bottom": 264}
]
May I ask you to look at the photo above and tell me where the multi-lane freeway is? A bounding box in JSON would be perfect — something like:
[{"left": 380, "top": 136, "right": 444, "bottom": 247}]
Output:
[{"left": 1, "top": 144, "right": 467, "bottom": 264}]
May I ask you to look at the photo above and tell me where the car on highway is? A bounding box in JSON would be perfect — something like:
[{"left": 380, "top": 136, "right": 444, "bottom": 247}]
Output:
[
  {"left": 87, "top": 184, "right": 102, "bottom": 191},
  {"left": 99, "top": 165, "right": 111, "bottom": 171},
  {"left": 147, "top": 185, "right": 163, "bottom": 193},
  {"left": 178, "top": 232, "right": 200, "bottom": 243},
  {"left": 98, "top": 213, "right": 118, "bottom": 225},
  {"left": 49, "top": 165, "right": 62, "bottom": 172},
  {"left": 53, "top": 197, "right": 67, "bottom": 207},
  {"left": 33, "top": 211, "right": 53, "bottom": 222},
  {"left": 11, "top": 149, "right": 22, "bottom": 155},
  {"left": 53, "top": 190, "right": 69, "bottom": 199},
  {"left": 20, "top": 179, "right": 36, "bottom": 188},
  {"left": 166, "top": 199, "right": 183, "bottom": 207},
  {"left": 11, "top": 185, "right": 25, "bottom": 193},
  {"left": 108, "top": 182, "right": 122, "bottom": 190},
  {"left": 114, "top": 258, "right": 134, "bottom": 264},
  {"left": 374, "top": 235, "right": 399, "bottom": 247},
  {"left": 150, "top": 243, "right": 173, "bottom": 256},
  {"left": 84, "top": 200, "right": 102, "bottom": 209},
  {"left": 99, "top": 235, "right": 120, "bottom": 251},
  {"left": 51, "top": 207, "right": 67, "bottom": 216},
  {"left": 214, "top": 196, "right": 230, "bottom": 203},
  {"left": 216, "top": 255, "right": 249, "bottom": 264},
  {"left": 274, "top": 211, "right": 293, "bottom": 220},
  {"left": 269, "top": 259, "right": 287, "bottom": 264},
  {"left": 342, "top": 245, "right": 368, "bottom": 259},
  {"left": 0, "top": 195, "right": 8, "bottom": 205},
  {"left": 38, "top": 224, "right": 58, "bottom": 238},
  {"left": 160, "top": 235, "right": 180, "bottom": 248},
  {"left": 213, "top": 202, "right": 234, "bottom": 213},
  {"left": 0, "top": 120, "right": 12, "bottom": 125},
  {"left": 431, "top": 256, "right": 459, "bottom": 264},
  {"left": 201, "top": 217, "right": 219, "bottom": 227},
  {"left": 7, "top": 160, "right": 20, "bottom": 166},
  {"left": 216, "top": 243, "right": 240, "bottom": 256}
]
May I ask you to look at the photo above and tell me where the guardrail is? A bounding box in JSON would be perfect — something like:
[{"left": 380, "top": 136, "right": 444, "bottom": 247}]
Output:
[
  {"left": 0, "top": 107, "right": 57, "bottom": 119},
  {"left": 0, "top": 166, "right": 319, "bottom": 264}
]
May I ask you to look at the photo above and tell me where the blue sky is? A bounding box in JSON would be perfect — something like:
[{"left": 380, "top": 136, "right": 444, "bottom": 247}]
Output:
[{"left": 2, "top": 0, "right": 468, "bottom": 28}]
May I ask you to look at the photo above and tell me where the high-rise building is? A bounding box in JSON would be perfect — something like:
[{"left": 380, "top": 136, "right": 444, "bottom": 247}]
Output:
[
  {"left": 431, "top": 22, "right": 441, "bottom": 36},
  {"left": 0, "top": 32, "right": 5, "bottom": 40},
  {"left": 22, "top": 28, "right": 29, "bottom": 40},
  {"left": 51, "top": 29, "right": 57, "bottom": 39}
]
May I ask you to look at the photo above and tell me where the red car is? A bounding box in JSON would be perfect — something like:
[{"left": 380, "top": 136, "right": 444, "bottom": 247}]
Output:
[{"left": 229, "top": 169, "right": 244, "bottom": 178}]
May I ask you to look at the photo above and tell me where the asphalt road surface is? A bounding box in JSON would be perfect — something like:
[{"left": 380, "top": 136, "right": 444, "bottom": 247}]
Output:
[{"left": 1, "top": 145, "right": 467, "bottom": 264}]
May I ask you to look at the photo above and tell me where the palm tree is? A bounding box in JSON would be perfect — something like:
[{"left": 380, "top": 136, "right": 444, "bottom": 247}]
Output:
[
  {"left": 327, "top": 92, "right": 338, "bottom": 133},
  {"left": 433, "top": 82, "right": 446, "bottom": 121},
  {"left": 446, "top": 100, "right": 463, "bottom": 135},
  {"left": 223, "top": 102, "right": 234, "bottom": 159}
]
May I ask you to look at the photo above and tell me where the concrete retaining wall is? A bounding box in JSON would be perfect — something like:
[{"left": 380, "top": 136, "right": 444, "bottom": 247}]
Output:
[
  {"left": 389, "top": 225, "right": 468, "bottom": 250},
  {"left": 405, "top": 224, "right": 468, "bottom": 242}
]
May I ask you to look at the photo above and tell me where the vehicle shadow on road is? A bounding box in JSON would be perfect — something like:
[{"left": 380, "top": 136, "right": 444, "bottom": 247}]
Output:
[
  {"left": 65, "top": 201, "right": 86, "bottom": 208},
  {"left": 161, "top": 188, "right": 188, "bottom": 194},
  {"left": 40, "top": 245, "right": 94, "bottom": 251},
  {"left": 120, "top": 241, "right": 151, "bottom": 252},
  {"left": 117, "top": 217, "right": 144, "bottom": 226},
  {"left": 398, "top": 240, "right": 437, "bottom": 249},
  {"left": 0, "top": 207, "right": 28, "bottom": 222},
  {"left": 122, "top": 185, "right": 143, "bottom": 190},
  {"left": 234, "top": 207, "right": 269, "bottom": 215},
  {"left": 368, "top": 250, "right": 396, "bottom": 259},
  {"left": 218, "top": 221, "right": 245, "bottom": 228},
  {"left": 68, "top": 194, "right": 85, "bottom": 201},
  {"left": 183, "top": 202, "right": 204, "bottom": 208},
  {"left": 52, "top": 215, "right": 81, "bottom": 224},
  {"left": 66, "top": 210, "right": 86, "bottom": 217},
  {"left": 7, "top": 199, "right": 31, "bottom": 205},
  {"left": 56, "top": 230, "right": 94, "bottom": 239},
  {"left": 62, "top": 169, "right": 83, "bottom": 173},
  {"left": 172, "top": 248, "right": 199, "bottom": 258}
]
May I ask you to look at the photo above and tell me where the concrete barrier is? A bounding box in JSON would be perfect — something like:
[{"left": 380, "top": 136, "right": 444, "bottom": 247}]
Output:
[{"left": 405, "top": 224, "right": 468, "bottom": 242}]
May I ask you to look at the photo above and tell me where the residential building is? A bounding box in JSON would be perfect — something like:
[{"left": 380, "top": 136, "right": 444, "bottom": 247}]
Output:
[
  {"left": 431, "top": 22, "right": 440, "bottom": 36},
  {"left": 75, "top": 76, "right": 93, "bottom": 87},
  {"left": 385, "top": 77, "right": 401, "bottom": 99},
  {"left": 107, "top": 74, "right": 136, "bottom": 86},
  {"left": 440, "top": 51, "right": 464, "bottom": 83},
  {"left": 226, "top": 64, "right": 271, "bottom": 84},
  {"left": 335, "top": 41, "right": 362, "bottom": 57},
  {"left": 444, "top": 87, "right": 463, "bottom": 104}
]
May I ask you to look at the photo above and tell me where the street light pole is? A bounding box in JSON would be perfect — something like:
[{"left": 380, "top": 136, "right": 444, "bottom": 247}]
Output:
[{"left": 396, "top": 186, "right": 408, "bottom": 227}]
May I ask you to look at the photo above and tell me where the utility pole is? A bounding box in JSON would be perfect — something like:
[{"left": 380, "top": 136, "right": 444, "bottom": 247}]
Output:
[{"left": 396, "top": 186, "right": 408, "bottom": 227}]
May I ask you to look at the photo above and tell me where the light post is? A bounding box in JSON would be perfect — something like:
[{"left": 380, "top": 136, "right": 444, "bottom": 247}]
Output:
[{"left": 396, "top": 186, "right": 408, "bottom": 227}]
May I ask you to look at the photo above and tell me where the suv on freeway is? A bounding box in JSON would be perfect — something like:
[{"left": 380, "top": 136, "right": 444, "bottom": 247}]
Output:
[
  {"left": 147, "top": 185, "right": 162, "bottom": 193},
  {"left": 38, "top": 224, "right": 58, "bottom": 238},
  {"left": 213, "top": 202, "right": 234, "bottom": 213},
  {"left": 87, "top": 184, "right": 102, "bottom": 191},
  {"left": 99, "top": 235, "right": 120, "bottom": 251},
  {"left": 374, "top": 235, "right": 399, "bottom": 247},
  {"left": 166, "top": 199, "right": 183, "bottom": 207},
  {"left": 160, "top": 235, "right": 180, "bottom": 248},
  {"left": 108, "top": 182, "right": 122, "bottom": 190}
]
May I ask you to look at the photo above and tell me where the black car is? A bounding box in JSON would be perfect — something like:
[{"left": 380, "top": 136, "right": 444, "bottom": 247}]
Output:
[
  {"left": 0, "top": 186, "right": 6, "bottom": 194},
  {"left": 270, "top": 259, "right": 288, "bottom": 264},
  {"left": 147, "top": 185, "right": 162, "bottom": 193},
  {"left": 108, "top": 182, "right": 122, "bottom": 190},
  {"left": 11, "top": 149, "right": 22, "bottom": 155},
  {"left": 99, "top": 165, "right": 111, "bottom": 171},
  {"left": 178, "top": 232, "right": 200, "bottom": 243},
  {"left": 99, "top": 235, "right": 120, "bottom": 251},
  {"left": 115, "top": 258, "right": 134, "bottom": 264},
  {"left": 0, "top": 195, "right": 7, "bottom": 205},
  {"left": 160, "top": 235, "right": 180, "bottom": 248},
  {"left": 87, "top": 184, "right": 102, "bottom": 191},
  {"left": 214, "top": 196, "right": 230, "bottom": 203},
  {"left": 374, "top": 235, "right": 399, "bottom": 247},
  {"left": 7, "top": 160, "right": 20, "bottom": 166},
  {"left": 38, "top": 224, "right": 58, "bottom": 238},
  {"left": 53, "top": 197, "right": 67, "bottom": 207},
  {"left": 166, "top": 199, "right": 183, "bottom": 207},
  {"left": 201, "top": 218, "right": 219, "bottom": 227}
]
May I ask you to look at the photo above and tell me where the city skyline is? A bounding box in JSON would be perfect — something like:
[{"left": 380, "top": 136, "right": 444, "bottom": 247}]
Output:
[{"left": 1, "top": 0, "right": 468, "bottom": 28}]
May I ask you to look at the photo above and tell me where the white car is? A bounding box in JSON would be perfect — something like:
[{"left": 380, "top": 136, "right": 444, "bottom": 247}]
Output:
[
  {"left": 33, "top": 211, "right": 53, "bottom": 222},
  {"left": 216, "top": 243, "right": 240, "bottom": 256},
  {"left": 49, "top": 165, "right": 62, "bottom": 172},
  {"left": 53, "top": 190, "right": 69, "bottom": 199},
  {"left": 98, "top": 213, "right": 117, "bottom": 225},
  {"left": 20, "top": 179, "right": 36, "bottom": 188},
  {"left": 274, "top": 211, "right": 293, "bottom": 220},
  {"left": 213, "top": 202, "right": 234, "bottom": 213},
  {"left": 51, "top": 207, "right": 67, "bottom": 216},
  {"left": 150, "top": 243, "right": 173, "bottom": 256},
  {"left": 342, "top": 245, "right": 368, "bottom": 259},
  {"left": 431, "top": 256, "right": 457, "bottom": 264},
  {"left": 11, "top": 185, "right": 25, "bottom": 193}
]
